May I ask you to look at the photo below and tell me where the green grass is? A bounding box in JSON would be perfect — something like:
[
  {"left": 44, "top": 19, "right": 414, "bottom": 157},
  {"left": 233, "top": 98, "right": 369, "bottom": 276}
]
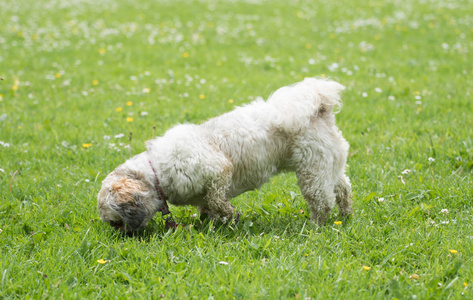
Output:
[{"left": 1, "top": 0, "right": 472, "bottom": 298}]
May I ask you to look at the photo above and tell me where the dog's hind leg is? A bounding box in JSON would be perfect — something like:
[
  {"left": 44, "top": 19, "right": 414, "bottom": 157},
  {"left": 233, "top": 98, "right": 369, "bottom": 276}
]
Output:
[
  {"left": 335, "top": 174, "right": 352, "bottom": 217},
  {"left": 296, "top": 169, "right": 337, "bottom": 226}
]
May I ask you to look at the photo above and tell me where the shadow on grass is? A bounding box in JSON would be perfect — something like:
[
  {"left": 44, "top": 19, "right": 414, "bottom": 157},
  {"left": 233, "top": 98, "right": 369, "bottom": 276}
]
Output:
[{"left": 106, "top": 208, "right": 354, "bottom": 242}]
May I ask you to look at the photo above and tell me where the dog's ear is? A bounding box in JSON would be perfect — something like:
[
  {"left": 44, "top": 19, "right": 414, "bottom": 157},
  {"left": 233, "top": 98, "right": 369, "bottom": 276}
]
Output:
[
  {"left": 109, "top": 176, "right": 149, "bottom": 231},
  {"left": 127, "top": 169, "right": 146, "bottom": 181}
]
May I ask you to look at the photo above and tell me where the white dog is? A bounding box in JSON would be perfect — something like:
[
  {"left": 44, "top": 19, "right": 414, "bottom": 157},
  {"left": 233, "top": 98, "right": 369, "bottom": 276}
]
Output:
[{"left": 97, "top": 78, "right": 352, "bottom": 233}]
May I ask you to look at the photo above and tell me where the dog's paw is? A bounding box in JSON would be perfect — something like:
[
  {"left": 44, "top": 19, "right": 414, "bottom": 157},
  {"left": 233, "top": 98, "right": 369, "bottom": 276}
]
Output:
[
  {"left": 233, "top": 211, "right": 240, "bottom": 225},
  {"left": 199, "top": 213, "right": 209, "bottom": 222}
]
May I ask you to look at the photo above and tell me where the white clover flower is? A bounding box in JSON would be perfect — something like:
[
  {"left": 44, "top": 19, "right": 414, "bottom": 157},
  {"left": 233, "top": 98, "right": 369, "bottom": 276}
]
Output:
[
  {"left": 140, "top": 111, "right": 149, "bottom": 116},
  {"left": 114, "top": 133, "right": 125, "bottom": 139},
  {"left": 378, "top": 197, "right": 385, "bottom": 203},
  {"left": 428, "top": 157, "right": 435, "bottom": 162},
  {"left": 401, "top": 169, "right": 411, "bottom": 175},
  {"left": 375, "top": 88, "right": 382, "bottom": 93},
  {"left": 218, "top": 261, "right": 229, "bottom": 265},
  {"left": 362, "top": 92, "right": 368, "bottom": 98},
  {"left": 103, "top": 135, "right": 111, "bottom": 140},
  {"left": 441, "top": 209, "right": 448, "bottom": 215},
  {"left": 328, "top": 63, "right": 339, "bottom": 72}
]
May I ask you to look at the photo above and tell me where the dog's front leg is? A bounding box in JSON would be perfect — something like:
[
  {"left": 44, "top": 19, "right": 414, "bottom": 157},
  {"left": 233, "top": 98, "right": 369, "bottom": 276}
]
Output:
[{"left": 199, "top": 171, "right": 238, "bottom": 224}]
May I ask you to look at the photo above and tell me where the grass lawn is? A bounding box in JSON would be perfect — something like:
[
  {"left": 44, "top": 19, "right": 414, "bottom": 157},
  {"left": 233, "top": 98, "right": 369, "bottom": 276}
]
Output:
[{"left": 1, "top": 0, "right": 472, "bottom": 298}]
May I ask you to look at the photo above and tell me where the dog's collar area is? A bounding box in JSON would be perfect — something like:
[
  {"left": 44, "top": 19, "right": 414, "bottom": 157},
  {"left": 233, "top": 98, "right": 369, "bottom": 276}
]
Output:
[
  {"left": 147, "top": 159, "right": 169, "bottom": 214},
  {"left": 148, "top": 159, "right": 178, "bottom": 229}
]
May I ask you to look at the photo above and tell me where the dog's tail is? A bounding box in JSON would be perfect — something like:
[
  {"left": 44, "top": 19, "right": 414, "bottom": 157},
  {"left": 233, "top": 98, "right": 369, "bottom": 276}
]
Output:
[{"left": 266, "top": 77, "right": 345, "bottom": 132}]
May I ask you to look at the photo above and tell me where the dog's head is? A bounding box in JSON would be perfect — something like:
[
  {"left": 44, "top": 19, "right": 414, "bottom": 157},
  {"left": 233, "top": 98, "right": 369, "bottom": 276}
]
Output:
[{"left": 97, "top": 169, "right": 158, "bottom": 233}]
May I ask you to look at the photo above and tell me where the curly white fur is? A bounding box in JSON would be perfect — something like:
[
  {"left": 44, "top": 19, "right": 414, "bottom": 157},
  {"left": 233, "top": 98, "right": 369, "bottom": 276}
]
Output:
[{"left": 97, "top": 78, "right": 352, "bottom": 232}]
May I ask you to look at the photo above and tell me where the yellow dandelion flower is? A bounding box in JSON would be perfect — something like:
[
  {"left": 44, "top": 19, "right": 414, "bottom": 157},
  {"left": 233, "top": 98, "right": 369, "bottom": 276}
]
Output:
[
  {"left": 55, "top": 73, "right": 61, "bottom": 79},
  {"left": 0, "top": 94, "right": 3, "bottom": 100},
  {"left": 82, "top": 143, "right": 93, "bottom": 148},
  {"left": 182, "top": 52, "right": 189, "bottom": 58},
  {"left": 334, "top": 221, "right": 342, "bottom": 225},
  {"left": 464, "top": 282, "right": 468, "bottom": 287},
  {"left": 17, "top": 126, "right": 22, "bottom": 129},
  {"left": 115, "top": 107, "right": 123, "bottom": 112},
  {"left": 126, "top": 117, "right": 134, "bottom": 122},
  {"left": 305, "top": 43, "right": 311, "bottom": 49},
  {"left": 126, "top": 101, "right": 133, "bottom": 106},
  {"left": 99, "top": 48, "right": 106, "bottom": 54},
  {"left": 97, "top": 259, "right": 109, "bottom": 264},
  {"left": 92, "top": 80, "right": 98, "bottom": 85},
  {"left": 363, "top": 266, "right": 371, "bottom": 271},
  {"left": 199, "top": 94, "right": 205, "bottom": 99},
  {"left": 228, "top": 99, "right": 234, "bottom": 104},
  {"left": 409, "top": 274, "right": 419, "bottom": 280},
  {"left": 12, "top": 85, "right": 18, "bottom": 91},
  {"left": 449, "top": 249, "right": 458, "bottom": 254},
  {"left": 216, "top": 61, "right": 222, "bottom": 66},
  {"left": 320, "top": 74, "right": 327, "bottom": 79}
]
